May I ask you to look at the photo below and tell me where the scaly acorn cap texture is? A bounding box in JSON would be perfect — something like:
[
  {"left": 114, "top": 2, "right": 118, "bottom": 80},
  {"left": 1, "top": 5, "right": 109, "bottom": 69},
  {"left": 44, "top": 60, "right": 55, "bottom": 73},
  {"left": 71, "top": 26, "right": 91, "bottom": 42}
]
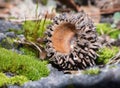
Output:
[{"left": 45, "top": 11, "right": 99, "bottom": 70}]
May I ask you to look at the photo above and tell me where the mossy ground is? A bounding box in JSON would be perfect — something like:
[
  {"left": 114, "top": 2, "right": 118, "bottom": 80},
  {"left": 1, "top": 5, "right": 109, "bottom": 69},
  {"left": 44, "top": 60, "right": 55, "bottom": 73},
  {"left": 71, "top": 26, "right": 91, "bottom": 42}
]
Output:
[
  {"left": 20, "top": 46, "right": 38, "bottom": 57},
  {"left": 23, "top": 19, "right": 51, "bottom": 41},
  {"left": 82, "top": 67, "right": 100, "bottom": 75},
  {"left": 96, "top": 23, "right": 120, "bottom": 65},
  {"left": 0, "top": 18, "right": 52, "bottom": 87},
  {"left": 82, "top": 46, "right": 119, "bottom": 75},
  {"left": 0, "top": 47, "right": 50, "bottom": 86},
  {"left": 96, "top": 46, "right": 119, "bottom": 64},
  {"left": 96, "top": 23, "right": 120, "bottom": 39},
  {"left": 0, "top": 72, "right": 28, "bottom": 87}
]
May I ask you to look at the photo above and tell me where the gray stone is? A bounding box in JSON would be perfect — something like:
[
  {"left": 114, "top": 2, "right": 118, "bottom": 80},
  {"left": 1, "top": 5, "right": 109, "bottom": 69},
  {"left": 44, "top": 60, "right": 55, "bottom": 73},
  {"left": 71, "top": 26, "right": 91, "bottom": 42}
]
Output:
[
  {"left": 8, "top": 85, "right": 21, "bottom": 88},
  {"left": 6, "top": 64, "right": 120, "bottom": 88},
  {"left": 0, "top": 20, "right": 21, "bottom": 33},
  {"left": 0, "top": 33, "right": 6, "bottom": 42},
  {"left": 5, "top": 32, "right": 16, "bottom": 38},
  {"left": 17, "top": 34, "right": 25, "bottom": 41},
  {"left": 22, "top": 64, "right": 120, "bottom": 88}
]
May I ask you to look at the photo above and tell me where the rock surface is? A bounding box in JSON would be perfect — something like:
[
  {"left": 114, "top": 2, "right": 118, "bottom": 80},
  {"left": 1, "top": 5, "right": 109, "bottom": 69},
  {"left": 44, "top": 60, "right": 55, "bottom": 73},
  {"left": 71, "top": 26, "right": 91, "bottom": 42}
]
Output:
[
  {"left": 21, "top": 64, "right": 120, "bottom": 88},
  {"left": 7, "top": 64, "right": 120, "bottom": 88},
  {"left": 0, "top": 20, "right": 22, "bottom": 49},
  {"left": 5, "top": 32, "right": 16, "bottom": 38},
  {"left": 0, "top": 20, "right": 21, "bottom": 33},
  {"left": 0, "top": 33, "right": 6, "bottom": 42}
]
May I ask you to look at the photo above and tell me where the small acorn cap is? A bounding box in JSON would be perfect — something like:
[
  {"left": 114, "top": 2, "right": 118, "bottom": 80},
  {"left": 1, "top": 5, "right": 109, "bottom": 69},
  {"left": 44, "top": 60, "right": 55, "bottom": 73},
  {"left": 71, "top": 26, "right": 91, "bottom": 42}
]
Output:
[{"left": 45, "top": 11, "right": 99, "bottom": 70}]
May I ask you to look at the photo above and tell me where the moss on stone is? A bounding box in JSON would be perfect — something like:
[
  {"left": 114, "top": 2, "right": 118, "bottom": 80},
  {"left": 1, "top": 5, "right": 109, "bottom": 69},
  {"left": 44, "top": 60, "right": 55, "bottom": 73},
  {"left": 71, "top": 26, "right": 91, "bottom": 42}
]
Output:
[
  {"left": 82, "top": 68, "right": 100, "bottom": 75},
  {"left": 0, "top": 37, "right": 15, "bottom": 49},
  {"left": 0, "top": 47, "right": 50, "bottom": 81},
  {"left": 96, "top": 23, "right": 120, "bottom": 39},
  {"left": 0, "top": 72, "right": 9, "bottom": 87},
  {"left": 20, "top": 46, "right": 37, "bottom": 57},
  {"left": 0, "top": 72, "right": 28, "bottom": 87},
  {"left": 96, "top": 46, "right": 119, "bottom": 64}
]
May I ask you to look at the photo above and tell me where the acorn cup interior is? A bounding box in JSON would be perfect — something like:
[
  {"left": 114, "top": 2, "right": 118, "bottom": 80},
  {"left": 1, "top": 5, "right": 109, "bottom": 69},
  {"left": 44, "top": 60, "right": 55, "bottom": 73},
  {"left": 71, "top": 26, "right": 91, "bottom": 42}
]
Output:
[{"left": 51, "top": 22, "right": 76, "bottom": 54}]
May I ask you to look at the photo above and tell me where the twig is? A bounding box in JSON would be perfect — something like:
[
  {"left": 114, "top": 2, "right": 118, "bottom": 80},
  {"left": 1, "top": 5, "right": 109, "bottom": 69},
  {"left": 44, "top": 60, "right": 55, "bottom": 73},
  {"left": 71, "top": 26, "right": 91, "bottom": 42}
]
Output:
[
  {"left": 14, "top": 39, "right": 47, "bottom": 59},
  {"left": 8, "top": 18, "right": 44, "bottom": 23},
  {"left": 14, "top": 40, "right": 42, "bottom": 53},
  {"left": 63, "top": 70, "right": 80, "bottom": 74},
  {"left": 107, "top": 51, "right": 120, "bottom": 65},
  {"left": 107, "top": 29, "right": 119, "bottom": 35},
  {"left": 100, "top": 8, "right": 120, "bottom": 14},
  {"left": 30, "top": 42, "right": 42, "bottom": 53}
]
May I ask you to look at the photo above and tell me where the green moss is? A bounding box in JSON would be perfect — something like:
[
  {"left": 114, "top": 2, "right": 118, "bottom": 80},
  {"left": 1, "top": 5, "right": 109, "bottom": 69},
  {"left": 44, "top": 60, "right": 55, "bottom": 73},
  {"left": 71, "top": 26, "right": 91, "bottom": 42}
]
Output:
[
  {"left": 82, "top": 68, "right": 100, "bottom": 75},
  {"left": 20, "top": 47, "right": 37, "bottom": 57},
  {"left": 109, "top": 65, "right": 117, "bottom": 69},
  {"left": 108, "top": 30, "right": 120, "bottom": 39},
  {"left": 8, "top": 75, "right": 28, "bottom": 86},
  {"left": 23, "top": 19, "right": 51, "bottom": 41},
  {"left": 96, "top": 46, "right": 119, "bottom": 64},
  {"left": 0, "top": 47, "right": 50, "bottom": 81},
  {"left": 8, "top": 28, "right": 24, "bottom": 35},
  {"left": 96, "top": 23, "right": 120, "bottom": 39},
  {"left": 0, "top": 72, "right": 28, "bottom": 87},
  {"left": 96, "top": 23, "right": 110, "bottom": 35},
  {"left": 0, "top": 72, "right": 9, "bottom": 87}
]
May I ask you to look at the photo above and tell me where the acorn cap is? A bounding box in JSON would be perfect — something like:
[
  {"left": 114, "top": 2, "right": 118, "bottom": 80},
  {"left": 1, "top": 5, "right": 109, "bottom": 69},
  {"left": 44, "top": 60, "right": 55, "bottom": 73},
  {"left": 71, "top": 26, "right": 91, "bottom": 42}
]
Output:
[{"left": 45, "top": 11, "right": 99, "bottom": 70}]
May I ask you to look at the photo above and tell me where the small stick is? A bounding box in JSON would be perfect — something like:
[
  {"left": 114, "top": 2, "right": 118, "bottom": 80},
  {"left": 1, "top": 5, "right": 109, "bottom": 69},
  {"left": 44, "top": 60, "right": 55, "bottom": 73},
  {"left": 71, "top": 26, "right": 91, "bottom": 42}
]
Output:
[{"left": 107, "top": 51, "right": 120, "bottom": 65}]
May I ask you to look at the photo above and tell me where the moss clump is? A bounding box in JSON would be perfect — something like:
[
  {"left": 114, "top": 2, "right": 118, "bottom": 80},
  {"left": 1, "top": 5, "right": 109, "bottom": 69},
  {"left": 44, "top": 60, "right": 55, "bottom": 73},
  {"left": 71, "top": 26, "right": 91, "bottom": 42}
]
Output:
[
  {"left": 0, "top": 72, "right": 28, "bottom": 87},
  {"left": 0, "top": 47, "right": 49, "bottom": 81},
  {"left": 109, "top": 65, "right": 117, "bottom": 69},
  {"left": 96, "top": 46, "right": 119, "bottom": 64},
  {"left": 20, "top": 47, "right": 37, "bottom": 57},
  {"left": 96, "top": 23, "right": 120, "bottom": 39},
  {"left": 8, "top": 75, "right": 28, "bottom": 86},
  {"left": 23, "top": 19, "right": 51, "bottom": 41},
  {"left": 82, "top": 68, "right": 100, "bottom": 75},
  {"left": 0, "top": 72, "right": 9, "bottom": 87}
]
